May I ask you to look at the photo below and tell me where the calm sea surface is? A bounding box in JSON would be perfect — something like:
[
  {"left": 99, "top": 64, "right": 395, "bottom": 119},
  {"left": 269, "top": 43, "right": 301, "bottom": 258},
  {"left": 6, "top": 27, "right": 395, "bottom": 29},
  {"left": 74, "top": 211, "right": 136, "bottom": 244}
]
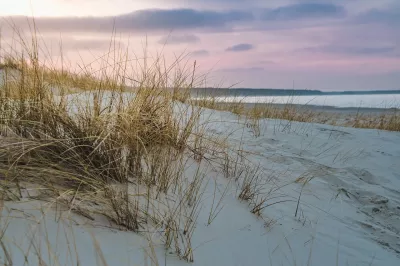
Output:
[{"left": 212, "top": 94, "right": 400, "bottom": 109}]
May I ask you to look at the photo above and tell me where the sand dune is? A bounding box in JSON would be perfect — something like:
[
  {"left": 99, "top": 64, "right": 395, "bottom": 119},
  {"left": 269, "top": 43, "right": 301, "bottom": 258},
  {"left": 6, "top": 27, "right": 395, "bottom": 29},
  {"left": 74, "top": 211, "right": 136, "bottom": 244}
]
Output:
[{"left": 2, "top": 104, "right": 400, "bottom": 265}]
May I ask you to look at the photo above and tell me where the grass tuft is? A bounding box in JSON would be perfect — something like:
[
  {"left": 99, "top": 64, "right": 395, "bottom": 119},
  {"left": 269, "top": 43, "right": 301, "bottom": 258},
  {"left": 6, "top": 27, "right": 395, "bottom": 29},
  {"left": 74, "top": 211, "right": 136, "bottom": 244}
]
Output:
[{"left": 0, "top": 22, "right": 214, "bottom": 262}]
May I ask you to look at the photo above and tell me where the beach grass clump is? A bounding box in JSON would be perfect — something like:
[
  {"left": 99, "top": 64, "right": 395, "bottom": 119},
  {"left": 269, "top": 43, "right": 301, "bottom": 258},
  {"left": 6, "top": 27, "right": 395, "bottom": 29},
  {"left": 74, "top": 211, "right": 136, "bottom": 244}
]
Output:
[
  {"left": 351, "top": 111, "right": 400, "bottom": 131},
  {"left": 0, "top": 25, "right": 214, "bottom": 262}
]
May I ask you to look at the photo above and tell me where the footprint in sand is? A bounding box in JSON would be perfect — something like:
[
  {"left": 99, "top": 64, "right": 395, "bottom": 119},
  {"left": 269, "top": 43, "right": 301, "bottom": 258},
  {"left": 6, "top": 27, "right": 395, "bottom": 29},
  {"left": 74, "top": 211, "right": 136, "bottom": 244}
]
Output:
[{"left": 346, "top": 168, "right": 379, "bottom": 185}]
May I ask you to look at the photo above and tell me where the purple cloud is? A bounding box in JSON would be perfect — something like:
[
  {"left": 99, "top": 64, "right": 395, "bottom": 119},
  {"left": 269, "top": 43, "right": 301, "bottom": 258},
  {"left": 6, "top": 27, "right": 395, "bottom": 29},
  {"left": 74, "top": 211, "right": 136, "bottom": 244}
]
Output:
[
  {"left": 261, "top": 3, "right": 346, "bottom": 21},
  {"left": 225, "top": 43, "right": 254, "bottom": 52},
  {"left": 190, "top": 49, "right": 210, "bottom": 56},
  {"left": 355, "top": 8, "right": 400, "bottom": 25}
]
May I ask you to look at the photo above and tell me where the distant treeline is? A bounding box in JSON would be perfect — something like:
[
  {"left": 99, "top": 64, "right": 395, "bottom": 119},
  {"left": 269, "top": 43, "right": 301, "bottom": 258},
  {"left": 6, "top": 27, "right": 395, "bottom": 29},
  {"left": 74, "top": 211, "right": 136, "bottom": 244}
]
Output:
[{"left": 191, "top": 88, "right": 400, "bottom": 97}]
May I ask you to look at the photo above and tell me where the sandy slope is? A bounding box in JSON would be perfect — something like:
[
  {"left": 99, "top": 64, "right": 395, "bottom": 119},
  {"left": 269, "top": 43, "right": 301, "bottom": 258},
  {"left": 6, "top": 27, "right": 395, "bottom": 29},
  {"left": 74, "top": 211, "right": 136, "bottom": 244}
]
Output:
[{"left": 2, "top": 104, "right": 400, "bottom": 266}]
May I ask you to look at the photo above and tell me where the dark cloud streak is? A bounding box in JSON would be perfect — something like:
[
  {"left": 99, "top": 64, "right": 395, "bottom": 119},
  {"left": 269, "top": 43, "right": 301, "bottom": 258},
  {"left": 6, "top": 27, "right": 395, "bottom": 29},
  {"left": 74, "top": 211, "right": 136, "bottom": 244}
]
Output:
[
  {"left": 190, "top": 49, "right": 209, "bottom": 56},
  {"left": 225, "top": 43, "right": 254, "bottom": 52},
  {"left": 2, "top": 8, "right": 254, "bottom": 34},
  {"left": 355, "top": 8, "right": 400, "bottom": 25}
]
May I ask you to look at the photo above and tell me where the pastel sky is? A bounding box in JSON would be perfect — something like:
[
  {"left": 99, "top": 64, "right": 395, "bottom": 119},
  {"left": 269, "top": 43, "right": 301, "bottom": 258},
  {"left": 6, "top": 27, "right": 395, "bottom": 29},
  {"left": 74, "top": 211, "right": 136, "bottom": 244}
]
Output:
[{"left": 1, "top": 0, "right": 399, "bottom": 90}]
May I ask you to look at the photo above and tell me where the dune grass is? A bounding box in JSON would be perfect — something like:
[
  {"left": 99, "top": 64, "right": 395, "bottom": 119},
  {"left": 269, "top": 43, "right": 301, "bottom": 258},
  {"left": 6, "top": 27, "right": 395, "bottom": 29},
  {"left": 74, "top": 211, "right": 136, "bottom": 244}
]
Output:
[
  {"left": 349, "top": 110, "right": 400, "bottom": 131},
  {"left": 0, "top": 23, "right": 218, "bottom": 263},
  {"left": 192, "top": 95, "right": 400, "bottom": 132}
]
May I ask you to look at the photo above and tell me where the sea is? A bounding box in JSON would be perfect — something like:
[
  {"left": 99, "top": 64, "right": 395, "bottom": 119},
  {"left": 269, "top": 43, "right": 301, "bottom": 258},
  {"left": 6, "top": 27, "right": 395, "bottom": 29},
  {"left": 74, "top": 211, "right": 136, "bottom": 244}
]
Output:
[{"left": 212, "top": 94, "right": 400, "bottom": 109}]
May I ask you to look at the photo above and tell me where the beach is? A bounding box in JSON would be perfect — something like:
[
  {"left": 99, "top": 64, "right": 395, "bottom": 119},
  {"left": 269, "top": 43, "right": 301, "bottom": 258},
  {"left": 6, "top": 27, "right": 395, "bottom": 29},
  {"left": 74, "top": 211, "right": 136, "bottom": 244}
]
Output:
[{"left": 1, "top": 91, "right": 400, "bottom": 265}]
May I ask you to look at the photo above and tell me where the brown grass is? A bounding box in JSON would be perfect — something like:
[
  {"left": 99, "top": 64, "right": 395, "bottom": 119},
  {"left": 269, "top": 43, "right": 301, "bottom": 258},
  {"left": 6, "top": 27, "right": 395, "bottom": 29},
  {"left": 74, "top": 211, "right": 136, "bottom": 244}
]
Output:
[
  {"left": 350, "top": 111, "right": 400, "bottom": 131},
  {"left": 192, "top": 96, "right": 400, "bottom": 132},
  {"left": 0, "top": 23, "right": 215, "bottom": 263}
]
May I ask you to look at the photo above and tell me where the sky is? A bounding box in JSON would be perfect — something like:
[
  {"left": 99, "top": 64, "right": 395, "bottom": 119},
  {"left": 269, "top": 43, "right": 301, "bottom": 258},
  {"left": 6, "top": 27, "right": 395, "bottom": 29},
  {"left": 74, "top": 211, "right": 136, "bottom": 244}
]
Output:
[{"left": 0, "top": 0, "right": 399, "bottom": 90}]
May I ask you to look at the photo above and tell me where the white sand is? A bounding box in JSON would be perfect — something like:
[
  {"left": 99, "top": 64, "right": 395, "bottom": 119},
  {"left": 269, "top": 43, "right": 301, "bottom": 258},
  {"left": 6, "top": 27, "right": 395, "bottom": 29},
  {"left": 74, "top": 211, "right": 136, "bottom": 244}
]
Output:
[{"left": 1, "top": 99, "right": 400, "bottom": 265}]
